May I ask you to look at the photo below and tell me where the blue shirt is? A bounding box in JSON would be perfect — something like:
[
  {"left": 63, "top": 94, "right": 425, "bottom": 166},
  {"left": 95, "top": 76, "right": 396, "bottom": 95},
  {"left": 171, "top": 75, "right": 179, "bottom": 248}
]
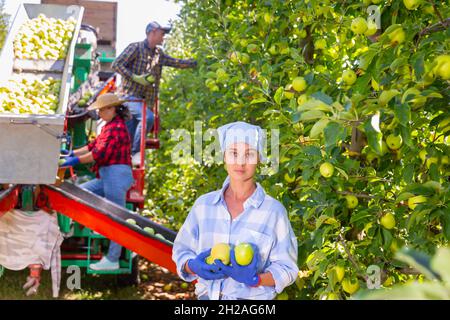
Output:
[{"left": 172, "top": 177, "right": 299, "bottom": 300}]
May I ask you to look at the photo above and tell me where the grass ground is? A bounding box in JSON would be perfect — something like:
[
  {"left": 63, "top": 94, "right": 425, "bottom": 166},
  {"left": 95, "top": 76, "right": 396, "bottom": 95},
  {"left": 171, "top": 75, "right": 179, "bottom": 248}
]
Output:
[{"left": 0, "top": 260, "right": 195, "bottom": 300}]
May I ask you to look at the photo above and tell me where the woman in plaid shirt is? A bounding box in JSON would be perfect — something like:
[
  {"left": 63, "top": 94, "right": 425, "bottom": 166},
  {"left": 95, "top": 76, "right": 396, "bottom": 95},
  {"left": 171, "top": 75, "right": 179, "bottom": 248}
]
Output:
[
  {"left": 172, "top": 122, "right": 299, "bottom": 300},
  {"left": 61, "top": 93, "right": 134, "bottom": 271}
]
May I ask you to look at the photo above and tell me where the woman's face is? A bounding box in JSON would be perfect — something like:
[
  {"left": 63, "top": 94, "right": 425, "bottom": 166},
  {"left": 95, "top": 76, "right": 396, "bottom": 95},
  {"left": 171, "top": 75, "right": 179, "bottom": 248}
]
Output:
[
  {"left": 98, "top": 106, "right": 116, "bottom": 122},
  {"left": 224, "top": 142, "right": 258, "bottom": 182}
]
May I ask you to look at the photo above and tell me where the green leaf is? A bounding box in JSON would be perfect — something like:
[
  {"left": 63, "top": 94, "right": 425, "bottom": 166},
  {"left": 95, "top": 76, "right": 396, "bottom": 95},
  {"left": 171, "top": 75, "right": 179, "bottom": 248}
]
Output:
[
  {"left": 310, "top": 91, "right": 333, "bottom": 105},
  {"left": 250, "top": 97, "right": 267, "bottom": 105},
  {"left": 395, "top": 248, "right": 439, "bottom": 281},
  {"left": 394, "top": 103, "right": 411, "bottom": 126},
  {"left": 412, "top": 52, "right": 425, "bottom": 79},
  {"left": 390, "top": 57, "right": 408, "bottom": 73},
  {"left": 363, "top": 113, "right": 383, "bottom": 155},
  {"left": 350, "top": 211, "right": 373, "bottom": 224},
  {"left": 402, "top": 164, "right": 414, "bottom": 184},
  {"left": 297, "top": 99, "right": 333, "bottom": 112},
  {"left": 400, "top": 124, "right": 413, "bottom": 148},
  {"left": 309, "top": 118, "right": 330, "bottom": 139},
  {"left": 430, "top": 247, "right": 450, "bottom": 284},
  {"left": 299, "top": 110, "right": 325, "bottom": 122},
  {"left": 439, "top": 210, "right": 450, "bottom": 241},
  {"left": 334, "top": 166, "right": 348, "bottom": 180},
  {"left": 274, "top": 86, "right": 284, "bottom": 105},
  {"left": 359, "top": 48, "right": 378, "bottom": 70}
]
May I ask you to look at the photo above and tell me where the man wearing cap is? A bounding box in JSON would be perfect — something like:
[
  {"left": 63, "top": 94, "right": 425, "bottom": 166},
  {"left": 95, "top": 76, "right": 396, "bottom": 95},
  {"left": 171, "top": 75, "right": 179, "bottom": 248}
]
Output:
[
  {"left": 112, "top": 21, "right": 197, "bottom": 166},
  {"left": 172, "top": 121, "right": 299, "bottom": 300}
]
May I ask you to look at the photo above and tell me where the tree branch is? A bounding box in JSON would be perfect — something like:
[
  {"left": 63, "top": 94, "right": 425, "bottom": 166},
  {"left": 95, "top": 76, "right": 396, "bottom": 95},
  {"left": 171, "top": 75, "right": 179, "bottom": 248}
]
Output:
[
  {"left": 419, "top": 17, "right": 450, "bottom": 37},
  {"left": 338, "top": 234, "right": 368, "bottom": 281}
]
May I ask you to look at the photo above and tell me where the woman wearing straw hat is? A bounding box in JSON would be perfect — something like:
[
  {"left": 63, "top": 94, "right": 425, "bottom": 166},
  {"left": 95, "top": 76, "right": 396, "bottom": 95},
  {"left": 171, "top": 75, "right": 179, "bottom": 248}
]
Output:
[
  {"left": 172, "top": 121, "right": 298, "bottom": 300},
  {"left": 61, "top": 93, "right": 134, "bottom": 271}
]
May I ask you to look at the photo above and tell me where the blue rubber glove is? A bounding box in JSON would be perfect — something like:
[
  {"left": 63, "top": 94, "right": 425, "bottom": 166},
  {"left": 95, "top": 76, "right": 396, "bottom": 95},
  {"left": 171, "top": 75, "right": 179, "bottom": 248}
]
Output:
[
  {"left": 215, "top": 247, "right": 260, "bottom": 286},
  {"left": 60, "top": 149, "right": 74, "bottom": 157},
  {"left": 187, "top": 249, "right": 227, "bottom": 280},
  {"left": 60, "top": 156, "right": 80, "bottom": 167}
]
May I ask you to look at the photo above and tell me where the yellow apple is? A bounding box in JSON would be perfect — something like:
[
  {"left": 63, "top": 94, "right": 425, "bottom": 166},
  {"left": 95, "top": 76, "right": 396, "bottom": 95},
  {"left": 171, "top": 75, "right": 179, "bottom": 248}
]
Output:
[
  {"left": 320, "top": 162, "right": 334, "bottom": 178},
  {"left": 345, "top": 195, "right": 358, "bottom": 209},
  {"left": 386, "top": 134, "right": 403, "bottom": 150},
  {"left": 292, "top": 77, "right": 307, "bottom": 92},
  {"left": 351, "top": 17, "right": 368, "bottom": 35},
  {"left": 234, "top": 243, "right": 254, "bottom": 266},
  {"left": 380, "top": 213, "right": 396, "bottom": 229},
  {"left": 342, "top": 278, "right": 359, "bottom": 294},
  {"left": 211, "top": 243, "right": 231, "bottom": 265},
  {"left": 403, "top": 0, "right": 422, "bottom": 10},
  {"left": 389, "top": 28, "right": 406, "bottom": 45},
  {"left": 342, "top": 69, "right": 357, "bottom": 85}
]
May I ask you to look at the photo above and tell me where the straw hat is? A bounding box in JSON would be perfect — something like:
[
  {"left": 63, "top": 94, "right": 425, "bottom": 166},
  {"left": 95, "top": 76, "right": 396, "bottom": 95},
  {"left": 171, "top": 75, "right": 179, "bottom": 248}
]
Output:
[{"left": 88, "top": 93, "right": 126, "bottom": 111}]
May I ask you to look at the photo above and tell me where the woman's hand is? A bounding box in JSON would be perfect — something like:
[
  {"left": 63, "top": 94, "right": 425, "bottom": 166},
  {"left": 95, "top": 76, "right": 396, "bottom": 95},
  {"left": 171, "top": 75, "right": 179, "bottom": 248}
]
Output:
[
  {"left": 214, "top": 246, "right": 261, "bottom": 287},
  {"left": 60, "top": 156, "right": 80, "bottom": 167},
  {"left": 186, "top": 249, "right": 227, "bottom": 280},
  {"left": 60, "top": 149, "right": 74, "bottom": 157}
]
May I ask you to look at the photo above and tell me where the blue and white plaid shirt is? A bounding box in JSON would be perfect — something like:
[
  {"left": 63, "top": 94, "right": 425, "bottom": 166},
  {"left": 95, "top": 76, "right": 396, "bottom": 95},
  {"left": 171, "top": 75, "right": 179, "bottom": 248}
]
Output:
[{"left": 172, "top": 177, "right": 299, "bottom": 300}]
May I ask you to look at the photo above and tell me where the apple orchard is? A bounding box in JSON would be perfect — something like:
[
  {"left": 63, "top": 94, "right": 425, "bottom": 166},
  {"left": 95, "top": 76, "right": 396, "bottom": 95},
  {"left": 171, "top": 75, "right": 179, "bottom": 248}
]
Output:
[{"left": 144, "top": 0, "right": 450, "bottom": 299}]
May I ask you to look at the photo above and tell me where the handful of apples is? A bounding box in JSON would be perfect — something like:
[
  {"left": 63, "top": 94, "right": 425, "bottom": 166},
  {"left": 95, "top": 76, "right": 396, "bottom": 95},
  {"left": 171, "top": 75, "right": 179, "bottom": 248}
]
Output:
[{"left": 206, "top": 242, "right": 255, "bottom": 266}]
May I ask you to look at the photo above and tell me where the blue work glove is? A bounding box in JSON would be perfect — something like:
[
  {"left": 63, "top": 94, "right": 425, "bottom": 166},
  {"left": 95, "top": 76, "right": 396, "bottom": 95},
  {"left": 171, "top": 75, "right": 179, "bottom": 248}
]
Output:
[
  {"left": 60, "top": 156, "right": 80, "bottom": 167},
  {"left": 60, "top": 149, "right": 74, "bottom": 157},
  {"left": 215, "top": 247, "right": 260, "bottom": 286},
  {"left": 187, "top": 249, "right": 227, "bottom": 281}
]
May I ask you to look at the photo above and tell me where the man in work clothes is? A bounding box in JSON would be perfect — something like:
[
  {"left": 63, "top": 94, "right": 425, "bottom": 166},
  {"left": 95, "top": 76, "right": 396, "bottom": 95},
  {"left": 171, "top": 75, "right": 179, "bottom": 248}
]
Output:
[{"left": 112, "top": 21, "right": 197, "bottom": 165}]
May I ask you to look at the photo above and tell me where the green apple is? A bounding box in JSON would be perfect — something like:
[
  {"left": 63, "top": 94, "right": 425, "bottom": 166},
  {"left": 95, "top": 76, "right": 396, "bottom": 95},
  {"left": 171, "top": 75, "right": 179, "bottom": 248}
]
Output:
[
  {"left": 345, "top": 195, "right": 358, "bottom": 209},
  {"left": 320, "top": 162, "right": 334, "bottom": 178},
  {"left": 433, "top": 55, "right": 450, "bottom": 80},
  {"left": 180, "top": 282, "right": 189, "bottom": 289},
  {"left": 403, "top": 0, "right": 422, "bottom": 10},
  {"left": 78, "top": 99, "right": 87, "bottom": 107},
  {"left": 205, "top": 255, "right": 214, "bottom": 265},
  {"left": 143, "top": 227, "right": 155, "bottom": 235},
  {"left": 365, "top": 21, "right": 378, "bottom": 36},
  {"left": 234, "top": 243, "right": 254, "bottom": 266},
  {"left": 314, "top": 38, "right": 326, "bottom": 50},
  {"left": 292, "top": 77, "right": 307, "bottom": 92},
  {"left": 386, "top": 134, "right": 403, "bottom": 150},
  {"left": 284, "top": 173, "right": 296, "bottom": 183},
  {"left": 380, "top": 213, "right": 396, "bottom": 229},
  {"left": 351, "top": 17, "right": 368, "bottom": 35},
  {"left": 246, "top": 43, "right": 259, "bottom": 54},
  {"left": 342, "top": 69, "right": 357, "bottom": 85},
  {"left": 426, "top": 157, "right": 438, "bottom": 169},
  {"left": 211, "top": 243, "right": 231, "bottom": 265},
  {"left": 268, "top": 45, "right": 278, "bottom": 55},
  {"left": 240, "top": 53, "right": 250, "bottom": 64},
  {"left": 335, "top": 265, "right": 345, "bottom": 282},
  {"left": 284, "top": 84, "right": 295, "bottom": 99},
  {"left": 389, "top": 28, "right": 406, "bottom": 45},
  {"left": 126, "top": 218, "right": 137, "bottom": 225},
  {"left": 408, "top": 195, "right": 427, "bottom": 210},
  {"left": 155, "top": 233, "right": 166, "bottom": 240}
]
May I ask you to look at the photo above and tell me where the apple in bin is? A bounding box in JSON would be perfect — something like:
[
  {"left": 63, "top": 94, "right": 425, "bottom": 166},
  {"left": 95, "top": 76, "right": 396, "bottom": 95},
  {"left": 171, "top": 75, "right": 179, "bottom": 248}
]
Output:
[{"left": 234, "top": 243, "right": 254, "bottom": 266}]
